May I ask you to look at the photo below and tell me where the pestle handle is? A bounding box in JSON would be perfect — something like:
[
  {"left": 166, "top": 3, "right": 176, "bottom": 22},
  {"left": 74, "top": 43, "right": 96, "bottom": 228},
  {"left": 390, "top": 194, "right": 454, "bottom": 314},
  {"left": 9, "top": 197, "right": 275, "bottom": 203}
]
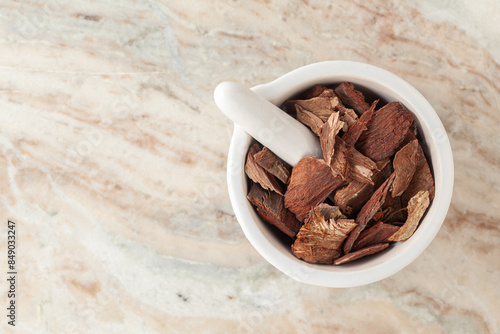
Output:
[{"left": 214, "top": 81, "right": 322, "bottom": 166}]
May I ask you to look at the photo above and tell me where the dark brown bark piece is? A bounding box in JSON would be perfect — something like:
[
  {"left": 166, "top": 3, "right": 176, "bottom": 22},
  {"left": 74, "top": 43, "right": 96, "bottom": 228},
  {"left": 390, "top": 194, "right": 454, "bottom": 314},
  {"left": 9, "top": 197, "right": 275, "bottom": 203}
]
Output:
[
  {"left": 401, "top": 136, "right": 435, "bottom": 206},
  {"left": 303, "top": 85, "right": 331, "bottom": 99},
  {"left": 334, "top": 158, "right": 392, "bottom": 216},
  {"left": 342, "top": 100, "right": 378, "bottom": 148},
  {"left": 382, "top": 192, "right": 407, "bottom": 224},
  {"left": 296, "top": 104, "right": 324, "bottom": 136},
  {"left": 352, "top": 221, "right": 400, "bottom": 251},
  {"left": 333, "top": 243, "right": 390, "bottom": 265},
  {"left": 389, "top": 190, "right": 430, "bottom": 242},
  {"left": 254, "top": 147, "right": 291, "bottom": 184},
  {"left": 292, "top": 205, "right": 357, "bottom": 264},
  {"left": 335, "top": 82, "right": 371, "bottom": 115},
  {"left": 320, "top": 112, "right": 344, "bottom": 166},
  {"left": 244, "top": 144, "right": 283, "bottom": 195},
  {"left": 392, "top": 139, "right": 419, "bottom": 197},
  {"left": 355, "top": 102, "right": 414, "bottom": 162},
  {"left": 343, "top": 172, "right": 396, "bottom": 254},
  {"left": 284, "top": 157, "right": 345, "bottom": 222},
  {"left": 247, "top": 183, "right": 302, "bottom": 238}
]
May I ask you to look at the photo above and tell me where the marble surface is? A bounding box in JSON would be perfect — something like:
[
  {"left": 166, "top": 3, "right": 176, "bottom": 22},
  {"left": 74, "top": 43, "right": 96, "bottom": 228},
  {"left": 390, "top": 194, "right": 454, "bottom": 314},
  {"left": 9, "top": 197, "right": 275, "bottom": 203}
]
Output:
[{"left": 1, "top": 0, "right": 499, "bottom": 333}]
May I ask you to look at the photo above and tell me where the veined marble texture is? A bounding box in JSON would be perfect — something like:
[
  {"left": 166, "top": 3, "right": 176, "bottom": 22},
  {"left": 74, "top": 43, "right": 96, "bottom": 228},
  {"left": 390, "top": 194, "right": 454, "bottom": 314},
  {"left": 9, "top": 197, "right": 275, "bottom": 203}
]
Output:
[{"left": 0, "top": 0, "right": 499, "bottom": 333}]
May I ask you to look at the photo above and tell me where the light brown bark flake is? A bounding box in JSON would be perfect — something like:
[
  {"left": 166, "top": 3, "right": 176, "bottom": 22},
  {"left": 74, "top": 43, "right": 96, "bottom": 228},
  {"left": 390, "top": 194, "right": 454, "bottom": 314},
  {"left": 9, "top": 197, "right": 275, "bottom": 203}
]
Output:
[
  {"left": 292, "top": 205, "right": 357, "bottom": 264},
  {"left": 389, "top": 190, "right": 430, "bottom": 242}
]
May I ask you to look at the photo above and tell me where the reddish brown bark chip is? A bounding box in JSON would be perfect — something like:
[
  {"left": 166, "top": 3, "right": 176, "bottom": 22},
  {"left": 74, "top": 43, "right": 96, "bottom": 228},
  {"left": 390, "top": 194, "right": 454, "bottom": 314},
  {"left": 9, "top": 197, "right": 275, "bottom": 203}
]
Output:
[
  {"left": 247, "top": 183, "right": 302, "bottom": 238},
  {"left": 254, "top": 147, "right": 291, "bottom": 184},
  {"left": 401, "top": 138, "right": 435, "bottom": 206},
  {"left": 352, "top": 221, "right": 400, "bottom": 251},
  {"left": 333, "top": 243, "right": 390, "bottom": 265},
  {"left": 296, "top": 104, "right": 324, "bottom": 136},
  {"left": 392, "top": 140, "right": 419, "bottom": 197},
  {"left": 342, "top": 100, "right": 378, "bottom": 148},
  {"left": 343, "top": 172, "right": 396, "bottom": 254},
  {"left": 334, "top": 159, "right": 392, "bottom": 216},
  {"left": 320, "top": 112, "right": 344, "bottom": 166},
  {"left": 355, "top": 102, "right": 414, "bottom": 162},
  {"left": 334, "top": 82, "right": 371, "bottom": 115},
  {"left": 292, "top": 205, "right": 357, "bottom": 264},
  {"left": 389, "top": 190, "right": 430, "bottom": 242},
  {"left": 244, "top": 144, "right": 283, "bottom": 195},
  {"left": 284, "top": 157, "right": 345, "bottom": 222}
]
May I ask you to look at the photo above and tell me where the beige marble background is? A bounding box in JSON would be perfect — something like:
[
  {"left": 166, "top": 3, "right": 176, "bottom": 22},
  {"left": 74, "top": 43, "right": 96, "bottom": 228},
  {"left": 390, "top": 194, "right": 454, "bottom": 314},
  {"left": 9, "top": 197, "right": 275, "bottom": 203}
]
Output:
[{"left": 0, "top": 0, "right": 499, "bottom": 333}]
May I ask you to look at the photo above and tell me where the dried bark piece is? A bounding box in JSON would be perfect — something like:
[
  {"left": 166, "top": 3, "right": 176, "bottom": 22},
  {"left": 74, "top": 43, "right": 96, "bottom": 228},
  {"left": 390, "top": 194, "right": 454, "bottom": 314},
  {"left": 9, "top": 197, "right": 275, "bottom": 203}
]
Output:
[
  {"left": 342, "top": 100, "right": 378, "bottom": 147},
  {"left": 352, "top": 221, "right": 400, "bottom": 251},
  {"left": 392, "top": 140, "right": 419, "bottom": 197},
  {"left": 338, "top": 107, "right": 359, "bottom": 131},
  {"left": 247, "top": 183, "right": 302, "bottom": 238},
  {"left": 296, "top": 104, "right": 324, "bottom": 136},
  {"left": 254, "top": 147, "right": 291, "bottom": 184},
  {"left": 356, "top": 102, "right": 414, "bottom": 161},
  {"left": 303, "top": 85, "right": 331, "bottom": 99},
  {"left": 284, "top": 157, "right": 345, "bottom": 222},
  {"left": 293, "top": 96, "right": 336, "bottom": 122},
  {"left": 320, "top": 112, "right": 344, "bottom": 166},
  {"left": 382, "top": 192, "right": 407, "bottom": 224},
  {"left": 347, "top": 147, "right": 378, "bottom": 185},
  {"left": 292, "top": 205, "right": 357, "bottom": 264},
  {"left": 244, "top": 144, "right": 283, "bottom": 195},
  {"left": 343, "top": 172, "right": 396, "bottom": 254},
  {"left": 330, "top": 136, "right": 349, "bottom": 181},
  {"left": 335, "top": 82, "right": 371, "bottom": 115},
  {"left": 333, "top": 243, "right": 390, "bottom": 265},
  {"left": 401, "top": 135, "right": 435, "bottom": 206},
  {"left": 315, "top": 202, "right": 347, "bottom": 220},
  {"left": 334, "top": 159, "right": 392, "bottom": 216},
  {"left": 389, "top": 190, "right": 430, "bottom": 242}
]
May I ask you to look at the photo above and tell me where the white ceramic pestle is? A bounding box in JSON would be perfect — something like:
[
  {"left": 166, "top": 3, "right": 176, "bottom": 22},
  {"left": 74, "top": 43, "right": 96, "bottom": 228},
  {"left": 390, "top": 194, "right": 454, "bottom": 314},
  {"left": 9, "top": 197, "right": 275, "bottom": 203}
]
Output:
[{"left": 214, "top": 81, "right": 322, "bottom": 166}]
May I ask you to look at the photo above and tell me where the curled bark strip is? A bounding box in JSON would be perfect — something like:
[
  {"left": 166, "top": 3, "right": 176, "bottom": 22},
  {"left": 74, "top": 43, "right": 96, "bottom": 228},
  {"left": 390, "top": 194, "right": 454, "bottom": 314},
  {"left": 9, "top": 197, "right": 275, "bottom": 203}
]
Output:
[
  {"left": 333, "top": 243, "right": 390, "bottom": 265},
  {"left": 343, "top": 172, "right": 396, "bottom": 254}
]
